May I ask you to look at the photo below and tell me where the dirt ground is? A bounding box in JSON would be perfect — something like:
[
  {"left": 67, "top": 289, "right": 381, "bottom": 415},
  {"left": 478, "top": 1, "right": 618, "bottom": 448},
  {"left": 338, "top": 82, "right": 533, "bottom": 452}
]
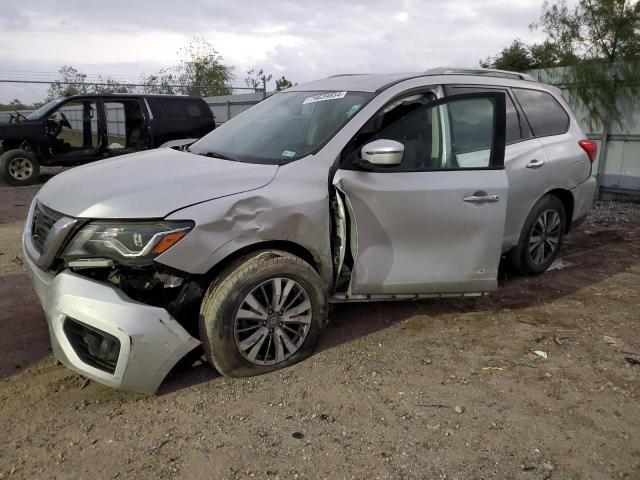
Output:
[{"left": 0, "top": 178, "right": 638, "bottom": 480}]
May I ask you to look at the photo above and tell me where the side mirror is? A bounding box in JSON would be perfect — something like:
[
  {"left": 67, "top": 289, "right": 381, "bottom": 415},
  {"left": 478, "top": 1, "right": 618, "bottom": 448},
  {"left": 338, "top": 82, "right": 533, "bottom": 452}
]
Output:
[{"left": 359, "top": 139, "right": 404, "bottom": 167}]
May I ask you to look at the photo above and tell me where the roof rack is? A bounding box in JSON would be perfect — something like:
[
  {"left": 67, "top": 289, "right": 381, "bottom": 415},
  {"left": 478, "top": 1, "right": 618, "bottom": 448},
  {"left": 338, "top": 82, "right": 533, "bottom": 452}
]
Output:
[{"left": 424, "top": 67, "right": 535, "bottom": 82}]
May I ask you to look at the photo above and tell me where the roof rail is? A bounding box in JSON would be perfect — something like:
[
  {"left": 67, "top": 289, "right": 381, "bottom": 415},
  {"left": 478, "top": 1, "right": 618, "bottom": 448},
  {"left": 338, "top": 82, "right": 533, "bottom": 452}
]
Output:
[
  {"left": 424, "top": 67, "right": 536, "bottom": 82},
  {"left": 327, "top": 73, "right": 367, "bottom": 78}
]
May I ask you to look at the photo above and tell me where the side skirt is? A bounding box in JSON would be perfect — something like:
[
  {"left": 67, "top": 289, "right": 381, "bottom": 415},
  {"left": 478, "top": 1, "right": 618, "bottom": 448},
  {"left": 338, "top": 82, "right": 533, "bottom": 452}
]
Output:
[{"left": 329, "top": 292, "right": 489, "bottom": 303}]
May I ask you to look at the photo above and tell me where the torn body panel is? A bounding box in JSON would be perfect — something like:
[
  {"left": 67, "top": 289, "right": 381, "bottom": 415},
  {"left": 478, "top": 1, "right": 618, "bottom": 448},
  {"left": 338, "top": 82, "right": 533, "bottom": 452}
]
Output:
[
  {"left": 331, "top": 185, "right": 359, "bottom": 296},
  {"left": 24, "top": 253, "right": 200, "bottom": 394},
  {"left": 157, "top": 156, "right": 335, "bottom": 289}
]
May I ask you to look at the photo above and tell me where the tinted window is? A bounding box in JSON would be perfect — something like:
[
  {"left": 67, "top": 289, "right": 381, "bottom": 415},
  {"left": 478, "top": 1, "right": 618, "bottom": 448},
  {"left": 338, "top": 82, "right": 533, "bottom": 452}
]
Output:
[
  {"left": 146, "top": 98, "right": 167, "bottom": 119},
  {"left": 513, "top": 88, "right": 569, "bottom": 137},
  {"left": 449, "top": 98, "right": 494, "bottom": 160},
  {"left": 154, "top": 98, "right": 211, "bottom": 119},
  {"left": 344, "top": 93, "right": 498, "bottom": 171},
  {"left": 450, "top": 87, "right": 522, "bottom": 143}
]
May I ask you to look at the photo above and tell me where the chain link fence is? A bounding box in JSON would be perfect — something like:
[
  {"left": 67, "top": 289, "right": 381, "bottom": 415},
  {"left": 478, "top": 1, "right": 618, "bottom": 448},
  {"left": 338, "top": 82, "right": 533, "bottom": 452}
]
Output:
[{"left": 0, "top": 75, "right": 266, "bottom": 124}]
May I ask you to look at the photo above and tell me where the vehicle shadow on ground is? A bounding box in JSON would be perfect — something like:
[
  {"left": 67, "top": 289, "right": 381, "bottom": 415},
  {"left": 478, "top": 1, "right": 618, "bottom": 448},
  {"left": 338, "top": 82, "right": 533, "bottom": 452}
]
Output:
[
  {"left": 0, "top": 274, "right": 51, "bottom": 381},
  {"left": 158, "top": 225, "right": 637, "bottom": 394},
  {"left": 2, "top": 222, "right": 635, "bottom": 393}
]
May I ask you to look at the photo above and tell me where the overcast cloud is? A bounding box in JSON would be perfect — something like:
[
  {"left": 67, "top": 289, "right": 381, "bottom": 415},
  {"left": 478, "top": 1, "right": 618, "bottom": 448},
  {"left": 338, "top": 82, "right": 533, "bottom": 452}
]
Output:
[{"left": 0, "top": 0, "right": 547, "bottom": 88}]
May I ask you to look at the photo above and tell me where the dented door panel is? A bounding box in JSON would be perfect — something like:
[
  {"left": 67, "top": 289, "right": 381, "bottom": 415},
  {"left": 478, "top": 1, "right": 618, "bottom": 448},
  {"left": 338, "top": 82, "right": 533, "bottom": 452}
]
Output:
[{"left": 333, "top": 169, "right": 508, "bottom": 295}]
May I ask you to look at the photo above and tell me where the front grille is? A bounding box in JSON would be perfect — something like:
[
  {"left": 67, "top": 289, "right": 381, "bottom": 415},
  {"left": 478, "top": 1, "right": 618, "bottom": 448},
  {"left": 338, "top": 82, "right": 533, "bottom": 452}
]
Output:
[
  {"left": 31, "top": 203, "right": 63, "bottom": 253},
  {"left": 63, "top": 317, "right": 121, "bottom": 374}
]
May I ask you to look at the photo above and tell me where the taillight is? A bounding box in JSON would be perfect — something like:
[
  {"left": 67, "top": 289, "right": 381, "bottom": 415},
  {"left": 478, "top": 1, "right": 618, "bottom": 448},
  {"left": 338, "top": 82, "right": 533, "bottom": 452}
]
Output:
[{"left": 578, "top": 140, "right": 598, "bottom": 164}]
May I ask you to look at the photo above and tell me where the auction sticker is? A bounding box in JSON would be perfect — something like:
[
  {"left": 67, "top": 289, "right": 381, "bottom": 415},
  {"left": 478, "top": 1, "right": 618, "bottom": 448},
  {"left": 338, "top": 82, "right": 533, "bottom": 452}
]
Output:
[{"left": 303, "top": 91, "right": 347, "bottom": 104}]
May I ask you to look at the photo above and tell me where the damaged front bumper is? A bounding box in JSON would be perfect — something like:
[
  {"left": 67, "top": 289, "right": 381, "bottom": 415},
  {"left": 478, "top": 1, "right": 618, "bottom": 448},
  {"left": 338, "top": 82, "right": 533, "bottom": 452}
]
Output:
[{"left": 23, "top": 252, "right": 201, "bottom": 394}]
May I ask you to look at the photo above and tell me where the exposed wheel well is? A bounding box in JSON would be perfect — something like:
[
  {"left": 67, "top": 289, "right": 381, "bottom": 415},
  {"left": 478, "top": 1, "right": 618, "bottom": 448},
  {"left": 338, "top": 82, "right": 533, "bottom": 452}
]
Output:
[
  {"left": 546, "top": 188, "right": 574, "bottom": 233},
  {"left": 205, "top": 240, "right": 321, "bottom": 281}
]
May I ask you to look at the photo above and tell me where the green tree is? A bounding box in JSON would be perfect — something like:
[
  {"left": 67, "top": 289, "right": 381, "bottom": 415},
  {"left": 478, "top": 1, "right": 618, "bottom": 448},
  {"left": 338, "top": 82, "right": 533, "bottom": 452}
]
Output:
[
  {"left": 481, "top": 39, "right": 535, "bottom": 72},
  {"left": 141, "top": 72, "right": 178, "bottom": 95},
  {"left": 275, "top": 76, "right": 295, "bottom": 91},
  {"left": 529, "top": 40, "right": 569, "bottom": 68},
  {"left": 0, "top": 99, "right": 26, "bottom": 112},
  {"left": 480, "top": 39, "right": 567, "bottom": 71},
  {"left": 92, "top": 77, "right": 131, "bottom": 94},
  {"left": 142, "top": 37, "right": 234, "bottom": 96},
  {"left": 244, "top": 67, "right": 272, "bottom": 94},
  {"left": 533, "top": 0, "right": 640, "bottom": 130},
  {"left": 47, "top": 65, "right": 87, "bottom": 99},
  {"left": 176, "top": 37, "right": 233, "bottom": 96}
]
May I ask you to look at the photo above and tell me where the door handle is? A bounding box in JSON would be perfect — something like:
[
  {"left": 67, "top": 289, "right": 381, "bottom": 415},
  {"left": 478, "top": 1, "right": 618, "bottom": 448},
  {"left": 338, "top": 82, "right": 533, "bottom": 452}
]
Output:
[
  {"left": 463, "top": 192, "right": 501, "bottom": 204},
  {"left": 526, "top": 158, "right": 545, "bottom": 169}
]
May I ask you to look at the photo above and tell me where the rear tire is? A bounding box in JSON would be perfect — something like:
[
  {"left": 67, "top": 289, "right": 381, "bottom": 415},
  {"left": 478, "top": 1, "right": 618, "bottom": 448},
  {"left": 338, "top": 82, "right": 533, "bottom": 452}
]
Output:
[
  {"left": 0, "top": 149, "right": 40, "bottom": 186},
  {"left": 199, "top": 250, "right": 328, "bottom": 377},
  {"left": 508, "top": 194, "right": 566, "bottom": 276}
]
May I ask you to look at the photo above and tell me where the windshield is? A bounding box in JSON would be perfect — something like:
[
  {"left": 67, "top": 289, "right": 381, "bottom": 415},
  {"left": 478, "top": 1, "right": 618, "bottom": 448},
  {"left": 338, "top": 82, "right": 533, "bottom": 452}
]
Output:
[
  {"left": 26, "top": 98, "right": 64, "bottom": 120},
  {"left": 189, "top": 91, "right": 373, "bottom": 164}
]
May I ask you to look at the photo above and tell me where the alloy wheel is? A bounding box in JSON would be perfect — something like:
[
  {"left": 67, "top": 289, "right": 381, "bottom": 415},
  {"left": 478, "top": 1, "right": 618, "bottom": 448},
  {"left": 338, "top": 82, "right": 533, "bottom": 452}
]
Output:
[
  {"left": 8, "top": 157, "right": 34, "bottom": 181},
  {"left": 234, "top": 277, "right": 312, "bottom": 366},
  {"left": 528, "top": 209, "right": 561, "bottom": 265}
]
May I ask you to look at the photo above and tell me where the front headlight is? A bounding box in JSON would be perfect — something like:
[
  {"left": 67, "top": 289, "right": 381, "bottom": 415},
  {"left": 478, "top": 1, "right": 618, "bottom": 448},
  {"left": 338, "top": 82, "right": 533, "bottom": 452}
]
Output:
[{"left": 62, "top": 221, "right": 194, "bottom": 266}]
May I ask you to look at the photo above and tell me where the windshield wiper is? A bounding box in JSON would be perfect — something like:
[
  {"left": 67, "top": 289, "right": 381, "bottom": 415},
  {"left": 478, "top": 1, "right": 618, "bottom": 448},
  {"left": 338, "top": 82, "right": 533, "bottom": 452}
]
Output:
[{"left": 195, "top": 150, "right": 240, "bottom": 162}]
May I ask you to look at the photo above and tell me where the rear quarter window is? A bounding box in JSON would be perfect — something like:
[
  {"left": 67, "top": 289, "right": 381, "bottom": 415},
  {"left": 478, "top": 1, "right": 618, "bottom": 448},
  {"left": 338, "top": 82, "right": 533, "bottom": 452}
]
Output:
[
  {"left": 150, "top": 98, "right": 212, "bottom": 119},
  {"left": 513, "top": 88, "right": 569, "bottom": 137}
]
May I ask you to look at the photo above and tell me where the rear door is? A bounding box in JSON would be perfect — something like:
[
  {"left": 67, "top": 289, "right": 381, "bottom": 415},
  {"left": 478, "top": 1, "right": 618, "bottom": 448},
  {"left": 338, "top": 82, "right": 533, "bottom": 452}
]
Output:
[
  {"left": 333, "top": 92, "right": 508, "bottom": 295},
  {"left": 444, "top": 85, "right": 550, "bottom": 250}
]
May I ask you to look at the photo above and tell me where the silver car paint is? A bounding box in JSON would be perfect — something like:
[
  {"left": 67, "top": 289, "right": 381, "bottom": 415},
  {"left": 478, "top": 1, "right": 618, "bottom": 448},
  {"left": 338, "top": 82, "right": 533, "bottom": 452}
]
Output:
[
  {"left": 23, "top": 244, "right": 200, "bottom": 395},
  {"left": 23, "top": 73, "right": 596, "bottom": 394},
  {"left": 333, "top": 169, "right": 508, "bottom": 294},
  {"left": 157, "top": 155, "right": 334, "bottom": 288},
  {"left": 36, "top": 147, "right": 278, "bottom": 218}
]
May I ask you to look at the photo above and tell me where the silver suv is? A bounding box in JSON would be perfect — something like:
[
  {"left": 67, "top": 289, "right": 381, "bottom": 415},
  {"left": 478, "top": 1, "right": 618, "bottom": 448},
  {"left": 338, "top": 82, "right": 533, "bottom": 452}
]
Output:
[{"left": 23, "top": 68, "right": 597, "bottom": 393}]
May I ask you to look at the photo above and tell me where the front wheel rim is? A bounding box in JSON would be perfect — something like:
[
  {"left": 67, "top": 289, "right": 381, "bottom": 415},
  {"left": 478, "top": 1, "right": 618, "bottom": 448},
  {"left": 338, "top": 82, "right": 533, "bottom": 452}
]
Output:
[
  {"left": 528, "top": 209, "right": 561, "bottom": 265},
  {"left": 8, "top": 157, "right": 34, "bottom": 180},
  {"left": 234, "top": 277, "right": 312, "bottom": 366}
]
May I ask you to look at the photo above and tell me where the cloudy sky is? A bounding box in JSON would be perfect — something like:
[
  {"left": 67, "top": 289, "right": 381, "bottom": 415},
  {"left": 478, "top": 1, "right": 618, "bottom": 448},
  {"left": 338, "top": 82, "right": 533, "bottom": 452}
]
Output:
[{"left": 0, "top": 0, "right": 549, "bottom": 93}]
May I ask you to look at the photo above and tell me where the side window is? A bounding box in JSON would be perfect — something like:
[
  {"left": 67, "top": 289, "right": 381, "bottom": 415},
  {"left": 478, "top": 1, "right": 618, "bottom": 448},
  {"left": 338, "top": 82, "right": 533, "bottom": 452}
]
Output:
[
  {"left": 146, "top": 98, "right": 167, "bottom": 119},
  {"left": 155, "top": 98, "right": 210, "bottom": 119},
  {"left": 447, "top": 98, "right": 495, "bottom": 168},
  {"left": 449, "top": 86, "right": 523, "bottom": 144},
  {"left": 513, "top": 88, "right": 569, "bottom": 137},
  {"left": 344, "top": 92, "right": 502, "bottom": 171},
  {"left": 342, "top": 92, "right": 436, "bottom": 168}
]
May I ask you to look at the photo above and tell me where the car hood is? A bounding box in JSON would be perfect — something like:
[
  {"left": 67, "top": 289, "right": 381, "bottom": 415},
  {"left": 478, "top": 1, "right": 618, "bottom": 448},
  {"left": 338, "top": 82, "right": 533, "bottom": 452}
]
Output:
[
  {"left": 37, "top": 148, "right": 279, "bottom": 218},
  {"left": 0, "top": 119, "right": 44, "bottom": 142}
]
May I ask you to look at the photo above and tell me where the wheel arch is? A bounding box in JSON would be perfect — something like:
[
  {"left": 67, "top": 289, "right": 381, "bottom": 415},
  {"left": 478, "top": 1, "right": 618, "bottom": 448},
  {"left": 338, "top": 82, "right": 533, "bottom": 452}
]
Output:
[
  {"left": 204, "top": 240, "right": 329, "bottom": 287},
  {"left": 545, "top": 188, "right": 575, "bottom": 233}
]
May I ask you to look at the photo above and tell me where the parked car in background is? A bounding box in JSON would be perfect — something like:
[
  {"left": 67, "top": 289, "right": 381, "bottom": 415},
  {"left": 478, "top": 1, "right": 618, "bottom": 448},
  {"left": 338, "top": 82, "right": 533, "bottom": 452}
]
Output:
[
  {"left": 22, "top": 68, "right": 597, "bottom": 393},
  {"left": 0, "top": 94, "right": 215, "bottom": 185}
]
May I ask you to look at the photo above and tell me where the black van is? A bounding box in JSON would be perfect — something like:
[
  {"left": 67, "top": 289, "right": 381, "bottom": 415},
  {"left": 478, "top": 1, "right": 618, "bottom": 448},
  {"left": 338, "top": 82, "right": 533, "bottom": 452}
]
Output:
[{"left": 0, "top": 94, "right": 215, "bottom": 185}]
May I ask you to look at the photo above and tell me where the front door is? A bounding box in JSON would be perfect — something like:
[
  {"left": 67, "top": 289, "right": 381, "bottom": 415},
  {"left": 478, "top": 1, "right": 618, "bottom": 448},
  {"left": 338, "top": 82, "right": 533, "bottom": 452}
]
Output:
[
  {"left": 47, "top": 97, "right": 104, "bottom": 164},
  {"left": 333, "top": 92, "right": 508, "bottom": 295}
]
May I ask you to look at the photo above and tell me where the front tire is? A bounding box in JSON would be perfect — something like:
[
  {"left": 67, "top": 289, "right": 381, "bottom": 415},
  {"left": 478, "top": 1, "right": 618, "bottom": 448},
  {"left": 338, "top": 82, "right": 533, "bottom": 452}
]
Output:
[
  {"left": 508, "top": 195, "right": 566, "bottom": 276},
  {"left": 199, "top": 250, "right": 328, "bottom": 377},
  {"left": 0, "top": 149, "right": 40, "bottom": 186}
]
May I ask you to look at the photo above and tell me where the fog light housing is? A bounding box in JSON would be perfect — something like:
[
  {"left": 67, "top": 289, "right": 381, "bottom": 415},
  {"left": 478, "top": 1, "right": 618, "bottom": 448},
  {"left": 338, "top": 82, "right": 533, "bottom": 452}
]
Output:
[{"left": 63, "top": 317, "right": 121, "bottom": 374}]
